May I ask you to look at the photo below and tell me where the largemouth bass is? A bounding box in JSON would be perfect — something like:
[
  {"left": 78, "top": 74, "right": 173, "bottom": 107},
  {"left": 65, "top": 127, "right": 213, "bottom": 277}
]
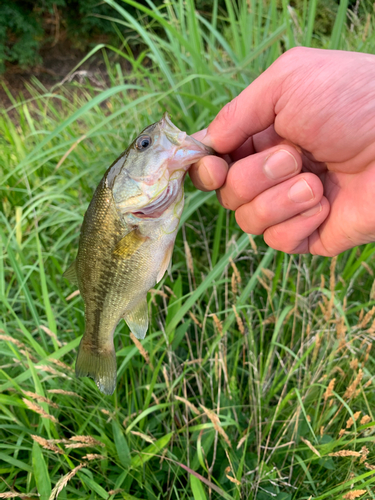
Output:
[{"left": 64, "top": 113, "right": 213, "bottom": 395}]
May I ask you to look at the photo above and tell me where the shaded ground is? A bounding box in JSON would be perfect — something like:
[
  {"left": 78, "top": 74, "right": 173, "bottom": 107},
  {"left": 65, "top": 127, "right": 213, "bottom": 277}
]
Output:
[{"left": 0, "top": 37, "right": 128, "bottom": 109}]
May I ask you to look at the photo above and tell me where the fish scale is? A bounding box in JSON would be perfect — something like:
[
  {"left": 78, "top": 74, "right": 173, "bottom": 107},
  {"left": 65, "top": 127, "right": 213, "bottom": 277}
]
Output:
[{"left": 64, "top": 113, "right": 214, "bottom": 395}]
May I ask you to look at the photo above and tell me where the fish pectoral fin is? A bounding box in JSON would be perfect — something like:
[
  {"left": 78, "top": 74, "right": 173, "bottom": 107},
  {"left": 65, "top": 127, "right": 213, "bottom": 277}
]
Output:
[
  {"left": 75, "top": 339, "right": 117, "bottom": 395},
  {"left": 63, "top": 260, "right": 78, "bottom": 285},
  {"left": 156, "top": 243, "right": 174, "bottom": 283},
  {"left": 123, "top": 298, "right": 148, "bottom": 340},
  {"left": 112, "top": 229, "right": 148, "bottom": 259}
]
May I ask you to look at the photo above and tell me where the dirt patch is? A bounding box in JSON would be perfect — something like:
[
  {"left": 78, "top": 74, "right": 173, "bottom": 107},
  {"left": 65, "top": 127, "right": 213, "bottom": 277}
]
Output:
[{"left": 0, "top": 37, "right": 131, "bottom": 110}]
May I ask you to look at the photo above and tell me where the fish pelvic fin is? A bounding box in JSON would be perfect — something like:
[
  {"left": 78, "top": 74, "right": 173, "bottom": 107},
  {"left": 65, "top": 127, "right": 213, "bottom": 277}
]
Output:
[
  {"left": 63, "top": 260, "right": 78, "bottom": 285},
  {"left": 75, "top": 339, "right": 117, "bottom": 395},
  {"left": 123, "top": 297, "right": 148, "bottom": 340}
]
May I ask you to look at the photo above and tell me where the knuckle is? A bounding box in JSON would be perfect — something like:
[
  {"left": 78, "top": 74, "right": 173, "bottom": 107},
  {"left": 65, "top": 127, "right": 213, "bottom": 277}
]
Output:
[
  {"left": 217, "top": 99, "right": 238, "bottom": 125},
  {"left": 251, "top": 200, "right": 271, "bottom": 229},
  {"left": 264, "top": 225, "right": 293, "bottom": 253},
  {"left": 235, "top": 204, "right": 266, "bottom": 235}
]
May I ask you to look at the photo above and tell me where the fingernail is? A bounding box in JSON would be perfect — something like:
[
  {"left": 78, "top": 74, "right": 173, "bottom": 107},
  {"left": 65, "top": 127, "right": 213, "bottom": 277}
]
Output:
[
  {"left": 263, "top": 149, "right": 298, "bottom": 180},
  {"left": 289, "top": 179, "right": 314, "bottom": 203},
  {"left": 201, "top": 128, "right": 215, "bottom": 149},
  {"left": 200, "top": 163, "right": 215, "bottom": 188},
  {"left": 301, "top": 203, "right": 322, "bottom": 217}
]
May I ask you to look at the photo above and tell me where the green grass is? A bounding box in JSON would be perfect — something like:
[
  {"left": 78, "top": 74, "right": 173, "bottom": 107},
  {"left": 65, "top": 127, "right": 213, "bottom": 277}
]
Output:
[{"left": 1, "top": 0, "right": 375, "bottom": 499}]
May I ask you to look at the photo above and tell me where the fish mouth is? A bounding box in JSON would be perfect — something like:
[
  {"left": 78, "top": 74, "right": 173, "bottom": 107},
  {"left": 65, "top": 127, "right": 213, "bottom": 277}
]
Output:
[{"left": 131, "top": 179, "right": 181, "bottom": 219}]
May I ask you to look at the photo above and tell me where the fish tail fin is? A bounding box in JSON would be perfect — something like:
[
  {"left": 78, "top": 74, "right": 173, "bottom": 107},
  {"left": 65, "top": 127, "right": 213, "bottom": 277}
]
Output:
[{"left": 75, "top": 339, "right": 117, "bottom": 395}]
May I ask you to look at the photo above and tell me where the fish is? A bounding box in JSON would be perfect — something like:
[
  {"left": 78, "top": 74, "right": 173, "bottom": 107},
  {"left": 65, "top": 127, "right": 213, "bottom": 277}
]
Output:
[{"left": 64, "top": 113, "right": 214, "bottom": 395}]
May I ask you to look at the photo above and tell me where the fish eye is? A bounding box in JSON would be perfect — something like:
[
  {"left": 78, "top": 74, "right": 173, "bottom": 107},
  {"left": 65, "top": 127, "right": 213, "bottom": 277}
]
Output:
[{"left": 135, "top": 135, "right": 152, "bottom": 151}]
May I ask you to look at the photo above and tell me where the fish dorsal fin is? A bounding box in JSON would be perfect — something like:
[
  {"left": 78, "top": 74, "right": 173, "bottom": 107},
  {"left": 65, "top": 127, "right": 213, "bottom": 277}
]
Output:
[
  {"left": 112, "top": 229, "right": 147, "bottom": 259},
  {"left": 123, "top": 298, "right": 148, "bottom": 340},
  {"left": 63, "top": 260, "right": 78, "bottom": 285},
  {"left": 156, "top": 243, "right": 174, "bottom": 283}
]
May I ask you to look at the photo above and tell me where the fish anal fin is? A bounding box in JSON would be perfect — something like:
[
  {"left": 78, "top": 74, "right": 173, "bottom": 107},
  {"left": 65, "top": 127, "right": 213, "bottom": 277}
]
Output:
[
  {"left": 156, "top": 243, "right": 174, "bottom": 283},
  {"left": 75, "top": 339, "right": 117, "bottom": 395},
  {"left": 63, "top": 260, "right": 78, "bottom": 285},
  {"left": 123, "top": 298, "right": 148, "bottom": 340},
  {"left": 112, "top": 230, "right": 147, "bottom": 259}
]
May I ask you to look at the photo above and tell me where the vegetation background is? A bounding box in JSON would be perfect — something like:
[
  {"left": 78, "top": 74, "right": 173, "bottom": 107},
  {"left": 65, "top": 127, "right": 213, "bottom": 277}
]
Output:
[{"left": 1, "top": 0, "right": 375, "bottom": 499}]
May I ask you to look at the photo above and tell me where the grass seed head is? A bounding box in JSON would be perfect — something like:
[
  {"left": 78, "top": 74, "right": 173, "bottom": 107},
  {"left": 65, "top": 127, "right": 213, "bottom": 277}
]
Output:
[
  {"left": 232, "top": 305, "right": 245, "bottom": 335},
  {"left": 47, "top": 389, "right": 82, "bottom": 398},
  {"left": 329, "top": 450, "right": 361, "bottom": 457},
  {"left": 301, "top": 437, "right": 321, "bottom": 457},
  {"left": 83, "top": 454, "right": 106, "bottom": 460},
  {"left": 324, "top": 378, "right": 336, "bottom": 401},
  {"left": 360, "top": 415, "right": 372, "bottom": 426},
  {"left": 346, "top": 411, "right": 361, "bottom": 429},
  {"left": 200, "top": 404, "right": 232, "bottom": 447},
  {"left": 360, "top": 446, "right": 369, "bottom": 463},
  {"left": 23, "top": 391, "right": 58, "bottom": 409},
  {"left": 130, "top": 332, "right": 153, "bottom": 369},
  {"left": 342, "top": 490, "right": 367, "bottom": 499},
  {"left": 49, "top": 463, "right": 86, "bottom": 500},
  {"left": 22, "top": 398, "right": 58, "bottom": 423},
  {"left": 344, "top": 370, "right": 363, "bottom": 399},
  {"left": 175, "top": 395, "right": 199, "bottom": 415},
  {"left": 31, "top": 434, "right": 64, "bottom": 454}
]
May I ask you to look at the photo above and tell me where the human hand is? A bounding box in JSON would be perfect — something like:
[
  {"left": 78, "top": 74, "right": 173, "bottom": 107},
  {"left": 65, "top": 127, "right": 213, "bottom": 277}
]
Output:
[{"left": 190, "top": 47, "right": 375, "bottom": 256}]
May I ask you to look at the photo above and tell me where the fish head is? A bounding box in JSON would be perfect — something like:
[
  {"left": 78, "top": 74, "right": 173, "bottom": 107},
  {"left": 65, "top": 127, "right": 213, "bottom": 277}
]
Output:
[{"left": 109, "top": 113, "right": 214, "bottom": 219}]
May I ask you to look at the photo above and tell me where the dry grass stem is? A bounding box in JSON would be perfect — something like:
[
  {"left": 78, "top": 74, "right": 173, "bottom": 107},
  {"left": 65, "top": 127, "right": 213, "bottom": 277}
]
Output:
[
  {"left": 50, "top": 358, "right": 72, "bottom": 372},
  {"left": 247, "top": 234, "right": 258, "bottom": 253},
  {"left": 200, "top": 405, "right": 231, "bottom": 447},
  {"left": 175, "top": 395, "right": 199, "bottom": 415},
  {"left": 189, "top": 311, "right": 202, "bottom": 327},
  {"left": 225, "top": 466, "right": 241, "bottom": 485},
  {"left": 22, "top": 398, "right": 58, "bottom": 423},
  {"left": 36, "top": 364, "right": 67, "bottom": 377},
  {"left": 39, "top": 325, "right": 62, "bottom": 346},
  {"left": 130, "top": 332, "right": 154, "bottom": 369},
  {"left": 184, "top": 240, "right": 194, "bottom": 274},
  {"left": 257, "top": 276, "right": 270, "bottom": 292},
  {"left": 300, "top": 437, "right": 321, "bottom": 457},
  {"left": 0, "top": 494, "right": 39, "bottom": 498},
  {"left": 237, "top": 434, "right": 248, "bottom": 449},
  {"left": 0, "top": 334, "right": 27, "bottom": 350},
  {"left": 66, "top": 289, "right": 81, "bottom": 301},
  {"left": 49, "top": 463, "right": 86, "bottom": 500},
  {"left": 131, "top": 431, "right": 155, "bottom": 443}
]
